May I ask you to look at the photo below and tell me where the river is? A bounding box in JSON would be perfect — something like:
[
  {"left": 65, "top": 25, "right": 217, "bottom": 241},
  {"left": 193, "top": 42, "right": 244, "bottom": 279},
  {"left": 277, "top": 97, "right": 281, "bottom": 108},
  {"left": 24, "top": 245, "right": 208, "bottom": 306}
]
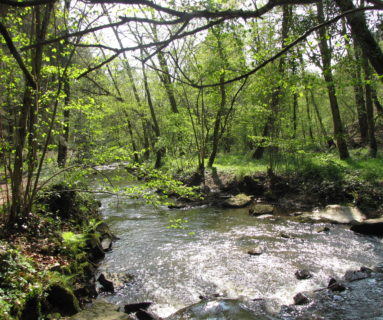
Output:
[{"left": 94, "top": 183, "right": 383, "bottom": 319}]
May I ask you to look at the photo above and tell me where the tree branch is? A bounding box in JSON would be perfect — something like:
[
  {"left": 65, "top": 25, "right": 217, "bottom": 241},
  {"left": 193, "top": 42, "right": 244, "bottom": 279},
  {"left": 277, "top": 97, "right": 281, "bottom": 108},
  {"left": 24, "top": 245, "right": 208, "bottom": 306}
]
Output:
[
  {"left": 0, "top": 22, "right": 36, "bottom": 89},
  {"left": 192, "top": 5, "right": 382, "bottom": 88},
  {"left": 0, "top": 0, "right": 56, "bottom": 7}
]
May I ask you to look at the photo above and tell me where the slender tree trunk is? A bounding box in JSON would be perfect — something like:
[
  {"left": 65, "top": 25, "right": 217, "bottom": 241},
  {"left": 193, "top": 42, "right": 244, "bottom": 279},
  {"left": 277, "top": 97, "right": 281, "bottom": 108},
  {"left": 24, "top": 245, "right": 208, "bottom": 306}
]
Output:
[
  {"left": 372, "top": 88, "right": 383, "bottom": 116},
  {"left": 208, "top": 73, "right": 226, "bottom": 167},
  {"left": 9, "top": 4, "right": 53, "bottom": 225},
  {"left": 317, "top": 1, "right": 349, "bottom": 159},
  {"left": 362, "top": 60, "right": 378, "bottom": 157},
  {"left": 150, "top": 25, "right": 179, "bottom": 114},
  {"left": 352, "top": 43, "right": 368, "bottom": 143},
  {"left": 141, "top": 60, "right": 164, "bottom": 168},
  {"left": 253, "top": 4, "right": 290, "bottom": 159},
  {"left": 311, "top": 89, "right": 335, "bottom": 148},
  {"left": 305, "top": 91, "right": 314, "bottom": 141},
  {"left": 292, "top": 91, "right": 298, "bottom": 139},
  {"left": 57, "top": 77, "right": 70, "bottom": 167}
]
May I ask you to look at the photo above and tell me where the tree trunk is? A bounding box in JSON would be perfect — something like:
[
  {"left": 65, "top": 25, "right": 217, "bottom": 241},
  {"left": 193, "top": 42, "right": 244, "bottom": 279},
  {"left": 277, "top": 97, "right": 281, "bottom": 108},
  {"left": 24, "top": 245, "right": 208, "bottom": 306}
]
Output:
[
  {"left": 208, "top": 73, "right": 226, "bottom": 167},
  {"left": 334, "top": 0, "right": 383, "bottom": 82},
  {"left": 253, "top": 4, "right": 290, "bottom": 159},
  {"left": 352, "top": 43, "right": 368, "bottom": 144},
  {"left": 362, "top": 60, "right": 378, "bottom": 157},
  {"left": 141, "top": 60, "right": 164, "bottom": 168},
  {"left": 57, "top": 77, "right": 70, "bottom": 167},
  {"left": 305, "top": 90, "right": 314, "bottom": 141},
  {"left": 317, "top": 0, "right": 349, "bottom": 159}
]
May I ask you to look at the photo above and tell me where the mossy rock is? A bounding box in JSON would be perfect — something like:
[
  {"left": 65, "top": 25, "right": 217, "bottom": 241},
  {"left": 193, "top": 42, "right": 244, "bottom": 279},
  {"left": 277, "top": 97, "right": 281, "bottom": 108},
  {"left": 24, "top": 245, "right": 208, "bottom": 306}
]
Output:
[
  {"left": 70, "top": 301, "right": 131, "bottom": 320},
  {"left": 45, "top": 284, "right": 80, "bottom": 316},
  {"left": 223, "top": 194, "right": 252, "bottom": 208},
  {"left": 249, "top": 203, "right": 275, "bottom": 216}
]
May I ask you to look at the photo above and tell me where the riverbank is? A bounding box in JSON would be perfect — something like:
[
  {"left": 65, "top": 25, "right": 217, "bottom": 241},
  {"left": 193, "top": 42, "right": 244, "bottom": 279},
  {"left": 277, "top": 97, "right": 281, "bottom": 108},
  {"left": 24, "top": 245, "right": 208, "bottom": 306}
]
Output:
[
  {"left": 0, "top": 183, "right": 113, "bottom": 319},
  {"left": 173, "top": 156, "right": 383, "bottom": 219}
]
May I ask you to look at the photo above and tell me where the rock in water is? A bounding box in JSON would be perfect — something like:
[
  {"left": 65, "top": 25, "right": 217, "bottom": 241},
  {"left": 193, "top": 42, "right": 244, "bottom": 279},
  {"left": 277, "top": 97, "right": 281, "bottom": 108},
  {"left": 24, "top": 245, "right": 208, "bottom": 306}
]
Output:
[
  {"left": 293, "top": 293, "right": 310, "bottom": 305},
  {"left": 136, "top": 309, "right": 162, "bottom": 320},
  {"left": 70, "top": 301, "right": 130, "bottom": 320},
  {"left": 344, "top": 270, "right": 370, "bottom": 281},
  {"left": 350, "top": 217, "right": 383, "bottom": 237},
  {"left": 327, "top": 278, "right": 346, "bottom": 292},
  {"left": 315, "top": 226, "right": 330, "bottom": 233},
  {"left": 101, "top": 237, "right": 112, "bottom": 251},
  {"left": 312, "top": 205, "right": 365, "bottom": 223},
  {"left": 295, "top": 269, "right": 313, "bottom": 280},
  {"left": 124, "top": 302, "right": 152, "bottom": 314},
  {"left": 247, "top": 247, "right": 263, "bottom": 256},
  {"left": 249, "top": 204, "right": 274, "bottom": 216},
  {"left": 223, "top": 193, "right": 252, "bottom": 208},
  {"left": 98, "top": 273, "right": 114, "bottom": 293}
]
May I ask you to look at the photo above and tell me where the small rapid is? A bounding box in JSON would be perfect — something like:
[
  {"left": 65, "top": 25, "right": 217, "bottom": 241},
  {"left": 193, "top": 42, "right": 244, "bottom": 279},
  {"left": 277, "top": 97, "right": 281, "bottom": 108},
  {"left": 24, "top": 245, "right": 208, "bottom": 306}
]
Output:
[{"left": 96, "top": 191, "right": 383, "bottom": 318}]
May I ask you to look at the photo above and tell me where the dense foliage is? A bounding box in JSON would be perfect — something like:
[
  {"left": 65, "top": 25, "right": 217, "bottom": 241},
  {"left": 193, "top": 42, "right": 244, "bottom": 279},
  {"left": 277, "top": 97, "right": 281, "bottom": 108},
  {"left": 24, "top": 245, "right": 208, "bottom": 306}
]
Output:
[{"left": 0, "top": 0, "right": 382, "bottom": 227}]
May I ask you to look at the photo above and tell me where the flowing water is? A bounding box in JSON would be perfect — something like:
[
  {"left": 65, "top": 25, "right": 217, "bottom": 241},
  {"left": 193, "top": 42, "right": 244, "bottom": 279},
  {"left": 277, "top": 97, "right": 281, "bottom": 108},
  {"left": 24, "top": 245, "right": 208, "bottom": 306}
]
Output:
[{"left": 95, "top": 186, "right": 383, "bottom": 318}]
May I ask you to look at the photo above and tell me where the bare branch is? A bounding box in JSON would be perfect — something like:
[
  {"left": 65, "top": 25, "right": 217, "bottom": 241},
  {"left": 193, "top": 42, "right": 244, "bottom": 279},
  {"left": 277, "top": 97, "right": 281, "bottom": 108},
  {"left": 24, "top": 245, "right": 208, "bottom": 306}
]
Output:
[
  {"left": 76, "top": 52, "right": 120, "bottom": 79},
  {"left": 192, "top": 5, "right": 382, "bottom": 88},
  {"left": 21, "top": 19, "right": 127, "bottom": 51},
  {"left": 0, "top": 0, "right": 56, "bottom": 7}
]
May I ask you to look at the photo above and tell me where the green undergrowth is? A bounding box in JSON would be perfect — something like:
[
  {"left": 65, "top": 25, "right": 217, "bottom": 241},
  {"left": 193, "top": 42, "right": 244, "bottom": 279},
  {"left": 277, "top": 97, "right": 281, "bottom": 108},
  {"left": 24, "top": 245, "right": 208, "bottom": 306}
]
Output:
[
  {"left": 0, "top": 182, "right": 105, "bottom": 319},
  {"left": 213, "top": 149, "right": 383, "bottom": 184}
]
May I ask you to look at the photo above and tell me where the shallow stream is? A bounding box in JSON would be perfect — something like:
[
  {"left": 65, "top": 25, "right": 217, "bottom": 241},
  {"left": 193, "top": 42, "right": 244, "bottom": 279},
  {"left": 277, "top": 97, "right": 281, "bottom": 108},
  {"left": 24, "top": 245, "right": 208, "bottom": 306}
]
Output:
[{"left": 95, "top": 187, "right": 383, "bottom": 318}]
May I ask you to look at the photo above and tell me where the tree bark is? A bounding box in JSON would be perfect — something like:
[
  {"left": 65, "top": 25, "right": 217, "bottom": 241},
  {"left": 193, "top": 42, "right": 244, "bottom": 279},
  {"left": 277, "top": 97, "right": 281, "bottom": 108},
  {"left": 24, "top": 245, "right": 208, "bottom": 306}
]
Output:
[
  {"left": 334, "top": 0, "right": 383, "bottom": 82},
  {"left": 317, "top": 0, "right": 349, "bottom": 159},
  {"left": 57, "top": 77, "right": 70, "bottom": 167},
  {"left": 362, "top": 60, "right": 378, "bottom": 157},
  {"left": 352, "top": 43, "right": 368, "bottom": 144}
]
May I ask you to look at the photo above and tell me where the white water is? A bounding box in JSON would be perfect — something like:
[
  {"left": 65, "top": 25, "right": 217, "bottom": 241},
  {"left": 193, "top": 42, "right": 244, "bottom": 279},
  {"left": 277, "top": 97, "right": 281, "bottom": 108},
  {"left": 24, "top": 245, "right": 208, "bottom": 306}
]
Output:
[{"left": 97, "top": 194, "right": 383, "bottom": 318}]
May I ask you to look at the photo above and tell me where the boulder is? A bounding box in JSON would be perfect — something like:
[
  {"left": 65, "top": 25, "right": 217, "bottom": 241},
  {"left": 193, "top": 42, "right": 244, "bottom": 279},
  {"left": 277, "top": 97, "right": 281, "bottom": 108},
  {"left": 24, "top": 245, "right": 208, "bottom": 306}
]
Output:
[
  {"left": 293, "top": 293, "right": 310, "bottom": 305},
  {"left": 249, "top": 204, "right": 275, "bottom": 216},
  {"left": 124, "top": 302, "right": 152, "bottom": 314},
  {"left": 295, "top": 269, "right": 313, "bottom": 280},
  {"left": 312, "top": 205, "right": 365, "bottom": 224},
  {"left": 46, "top": 284, "right": 80, "bottom": 316},
  {"left": 350, "top": 217, "right": 383, "bottom": 237},
  {"left": 100, "top": 237, "right": 112, "bottom": 252},
  {"left": 223, "top": 194, "right": 252, "bottom": 208},
  {"left": 247, "top": 247, "right": 263, "bottom": 256},
  {"left": 327, "top": 278, "right": 346, "bottom": 292},
  {"left": 86, "top": 235, "right": 105, "bottom": 263},
  {"left": 97, "top": 274, "right": 114, "bottom": 293},
  {"left": 344, "top": 270, "right": 370, "bottom": 282},
  {"left": 136, "top": 309, "right": 162, "bottom": 320},
  {"left": 70, "top": 301, "right": 131, "bottom": 320}
]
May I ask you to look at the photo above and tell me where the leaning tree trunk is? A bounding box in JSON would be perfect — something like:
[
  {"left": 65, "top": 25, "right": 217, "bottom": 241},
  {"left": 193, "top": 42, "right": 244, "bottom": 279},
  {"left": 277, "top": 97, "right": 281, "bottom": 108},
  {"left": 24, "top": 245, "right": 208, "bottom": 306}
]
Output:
[
  {"left": 317, "top": 0, "right": 349, "bottom": 160},
  {"left": 334, "top": 0, "right": 383, "bottom": 82}
]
